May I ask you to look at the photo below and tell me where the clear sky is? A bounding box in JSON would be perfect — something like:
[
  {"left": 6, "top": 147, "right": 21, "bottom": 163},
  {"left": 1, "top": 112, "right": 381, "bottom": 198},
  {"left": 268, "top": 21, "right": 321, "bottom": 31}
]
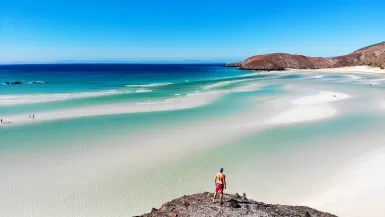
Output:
[{"left": 0, "top": 0, "right": 384, "bottom": 63}]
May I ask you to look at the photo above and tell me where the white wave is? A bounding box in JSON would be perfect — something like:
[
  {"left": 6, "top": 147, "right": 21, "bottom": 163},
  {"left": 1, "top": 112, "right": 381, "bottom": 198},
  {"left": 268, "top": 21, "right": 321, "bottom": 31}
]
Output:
[
  {"left": 240, "top": 72, "right": 274, "bottom": 77},
  {"left": 372, "top": 78, "right": 385, "bottom": 81},
  {"left": 26, "top": 81, "right": 45, "bottom": 84},
  {"left": 232, "top": 83, "right": 262, "bottom": 92},
  {"left": 206, "top": 71, "right": 273, "bottom": 81},
  {"left": 0, "top": 90, "right": 131, "bottom": 106},
  {"left": 187, "top": 82, "right": 262, "bottom": 98},
  {"left": 355, "top": 78, "right": 385, "bottom": 85},
  {"left": 240, "top": 71, "right": 287, "bottom": 78},
  {"left": 345, "top": 75, "right": 363, "bottom": 80},
  {"left": 203, "top": 79, "right": 250, "bottom": 90},
  {"left": 314, "top": 75, "right": 325, "bottom": 79},
  {"left": 240, "top": 72, "right": 261, "bottom": 77},
  {"left": 174, "top": 93, "right": 181, "bottom": 96},
  {"left": 125, "top": 83, "right": 172, "bottom": 88},
  {"left": 134, "top": 89, "right": 152, "bottom": 93}
]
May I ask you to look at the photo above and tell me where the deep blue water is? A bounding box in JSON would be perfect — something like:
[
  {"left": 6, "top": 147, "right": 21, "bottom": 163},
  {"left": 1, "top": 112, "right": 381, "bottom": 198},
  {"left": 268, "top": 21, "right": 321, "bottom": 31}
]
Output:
[{"left": 0, "top": 64, "right": 247, "bottom": 94}]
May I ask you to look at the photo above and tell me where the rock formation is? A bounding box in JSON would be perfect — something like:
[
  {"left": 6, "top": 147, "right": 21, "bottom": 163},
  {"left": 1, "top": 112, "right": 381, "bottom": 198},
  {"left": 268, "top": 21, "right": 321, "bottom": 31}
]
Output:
[
  {"left": 3, "top": 81, "right": 44, "bottom": 85},
  {"left": 225, "top": 62, "right": 242, "bottom": 67},
  {"left": 4, "top": 81, "right": 23, "bottom": 85},
  {"left": 227, "top": 41, "right": 385, "bottom": 70},
  {"left": 138, "top": 192, "right": 337, "bottom": 217}
]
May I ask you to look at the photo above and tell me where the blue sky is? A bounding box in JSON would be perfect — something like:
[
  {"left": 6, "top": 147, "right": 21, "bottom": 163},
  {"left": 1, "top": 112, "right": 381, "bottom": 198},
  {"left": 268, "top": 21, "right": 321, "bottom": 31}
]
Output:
[{"left": 0, "top": 0, "right": 384, "bottom": 63}]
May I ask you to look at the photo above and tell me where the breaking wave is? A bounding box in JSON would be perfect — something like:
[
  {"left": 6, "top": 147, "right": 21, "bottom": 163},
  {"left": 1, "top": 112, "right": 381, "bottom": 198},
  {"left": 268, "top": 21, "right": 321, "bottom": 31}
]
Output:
[{"left": 125, "top": 83, "right": 172, "bottom": 88}]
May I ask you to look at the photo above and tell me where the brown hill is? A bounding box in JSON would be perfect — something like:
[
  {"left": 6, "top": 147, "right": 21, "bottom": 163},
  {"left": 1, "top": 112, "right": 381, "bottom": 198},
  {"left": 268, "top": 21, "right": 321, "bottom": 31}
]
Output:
[
  {"left": 227, "top": 42, "right": 385, "bottom": 70},
  {"left": 138, "top": 192, "right": 337, "bottom": 217}
]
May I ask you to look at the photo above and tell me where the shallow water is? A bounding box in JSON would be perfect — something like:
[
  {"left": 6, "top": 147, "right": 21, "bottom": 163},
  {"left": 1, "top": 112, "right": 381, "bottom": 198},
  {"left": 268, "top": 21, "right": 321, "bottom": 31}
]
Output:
[{"left": 0, "top": 64, "right": 385, "bottom": 217}]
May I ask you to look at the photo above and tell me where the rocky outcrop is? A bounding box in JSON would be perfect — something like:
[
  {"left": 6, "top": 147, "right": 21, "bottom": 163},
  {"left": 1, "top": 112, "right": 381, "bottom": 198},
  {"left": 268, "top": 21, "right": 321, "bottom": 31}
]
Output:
[
  {"left": 228, "top": 42, "right": 385, "bottom": 70},
  {"left": 3, "top": 81, "right": 45, "bottom": 85},
  {"left": 138, "top": 192, "right": 337, "bottom": 217},
  {"left": 351, "top": 42, "right": 385, "bottom": 69},
  {"left": 225, "top": 62, "right": 242, "bottom": 67},
  {"left": 4, "top": 81, "right": 23, "bottom": 85}
]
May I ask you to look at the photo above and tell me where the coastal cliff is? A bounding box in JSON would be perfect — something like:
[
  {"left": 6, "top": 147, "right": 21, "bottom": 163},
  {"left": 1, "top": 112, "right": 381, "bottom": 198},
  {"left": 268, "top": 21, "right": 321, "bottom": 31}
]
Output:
[
  {"left": 138, "top": 192, "right": 337, "bottom": 217},
  {"left": 227, "top": 41, "right": 385, "bottom": 70}
]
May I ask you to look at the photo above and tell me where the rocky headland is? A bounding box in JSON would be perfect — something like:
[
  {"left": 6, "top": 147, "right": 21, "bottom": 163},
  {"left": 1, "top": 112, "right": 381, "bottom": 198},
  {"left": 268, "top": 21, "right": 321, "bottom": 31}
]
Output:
[
  {"left": 227, "top": 41, "right": 385, "bottom": 70},
  {"left": 138, "top": 192, "right": 337, "bottom": 217}
]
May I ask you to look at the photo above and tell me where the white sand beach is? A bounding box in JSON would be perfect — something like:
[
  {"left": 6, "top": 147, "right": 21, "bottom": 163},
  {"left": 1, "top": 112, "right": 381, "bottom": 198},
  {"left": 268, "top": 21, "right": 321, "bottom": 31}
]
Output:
[
  {"left": 302, "top": 145, "right": 385, "bottom": 217},
  {"left": 266, "top": 91, "right": 350, "bottom": 125},
  {"left": 289, "top": 66, "right": 385, "bottom": 74}
]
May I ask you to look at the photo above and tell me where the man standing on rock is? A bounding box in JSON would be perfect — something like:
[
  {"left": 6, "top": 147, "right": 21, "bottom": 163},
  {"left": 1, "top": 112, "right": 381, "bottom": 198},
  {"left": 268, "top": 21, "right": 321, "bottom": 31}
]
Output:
[{"left": 213, "top": 168, "right": 226, "bottom": 203}]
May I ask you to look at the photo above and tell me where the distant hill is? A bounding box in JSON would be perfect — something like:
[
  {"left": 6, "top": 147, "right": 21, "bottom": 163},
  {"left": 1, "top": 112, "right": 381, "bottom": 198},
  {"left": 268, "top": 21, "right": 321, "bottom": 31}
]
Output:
[{"left": 227, "top": 42, "right": 385, "bottom": 70}]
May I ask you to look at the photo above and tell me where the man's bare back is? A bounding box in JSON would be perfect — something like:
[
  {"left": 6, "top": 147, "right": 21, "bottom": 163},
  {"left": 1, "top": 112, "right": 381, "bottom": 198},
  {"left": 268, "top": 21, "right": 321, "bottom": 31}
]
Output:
[{"left": 215, "top": 172, "right": 225, "bottom": 184}]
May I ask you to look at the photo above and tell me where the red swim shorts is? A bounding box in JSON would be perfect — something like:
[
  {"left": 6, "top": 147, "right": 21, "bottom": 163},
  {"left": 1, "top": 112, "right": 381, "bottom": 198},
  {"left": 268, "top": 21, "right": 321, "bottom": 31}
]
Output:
[{"left": 215, "top": 183, "right": 224, "bottom": 193}]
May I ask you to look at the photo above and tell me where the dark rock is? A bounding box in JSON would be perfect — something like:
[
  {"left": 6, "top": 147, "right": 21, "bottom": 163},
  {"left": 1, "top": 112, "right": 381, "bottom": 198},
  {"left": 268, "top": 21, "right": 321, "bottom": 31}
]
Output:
[
  {"left": 229, "top": 200, "right": 241, "bottom": 208},
  {"left": 234, "top": 193, "right": 240, "bottom": 198},
  {"left": 3, "top": 81, "right": 45, "bottom": 85},
  {"left": 138, "top": 192, "right": 337, "bottom": 217},
  {"left": 4, "top": 81, "right": 23, "bottom": 85},
  {"left": 225, "top": 62, "right": 242, "bottom": 67},
  {"left": 160, "top": 204, "right": 168, "bottom": 211},
  {"left": 181, "top": 200, "right": 189, "bottom": 209}
]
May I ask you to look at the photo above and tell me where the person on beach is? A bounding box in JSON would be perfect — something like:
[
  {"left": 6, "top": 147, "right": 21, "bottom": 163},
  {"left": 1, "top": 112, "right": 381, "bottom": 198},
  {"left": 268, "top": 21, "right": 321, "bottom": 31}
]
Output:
[
  {"left": 1, "top": 119, "right": 2, "bottom": 123},
  {"left": 32, "top": 114, "right": 35, "bottom": 119},
  {"left": 213, "top": 168, "right": 226, "bottom": 203}
]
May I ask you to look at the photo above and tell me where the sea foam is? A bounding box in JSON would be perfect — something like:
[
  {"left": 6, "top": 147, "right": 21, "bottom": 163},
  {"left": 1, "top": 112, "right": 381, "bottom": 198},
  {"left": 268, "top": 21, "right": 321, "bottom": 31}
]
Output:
[
  {"left": 135, "top": 89, "right": 152, "bottom": 93},
  {"left": 125, "top": 83, "right": 172, "bottom": 88}
]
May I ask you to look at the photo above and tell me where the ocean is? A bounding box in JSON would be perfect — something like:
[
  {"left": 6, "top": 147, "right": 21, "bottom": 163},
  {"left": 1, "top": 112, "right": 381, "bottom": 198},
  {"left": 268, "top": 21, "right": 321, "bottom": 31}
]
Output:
[{"left": 0, "top": 64, "right": 385, "bottom": 217}]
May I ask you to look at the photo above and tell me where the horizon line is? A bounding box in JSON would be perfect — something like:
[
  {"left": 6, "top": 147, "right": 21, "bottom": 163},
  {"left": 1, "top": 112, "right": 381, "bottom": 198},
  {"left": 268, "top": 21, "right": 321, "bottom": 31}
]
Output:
[{"left": 0, "top": 62, "right": 229, "bottom": 66}]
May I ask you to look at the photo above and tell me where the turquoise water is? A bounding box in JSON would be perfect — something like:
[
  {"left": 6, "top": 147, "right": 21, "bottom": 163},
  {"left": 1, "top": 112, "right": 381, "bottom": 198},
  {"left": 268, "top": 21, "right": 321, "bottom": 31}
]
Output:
[{"left": 1, "top": 64, "right": 385, "bottom": 217}]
